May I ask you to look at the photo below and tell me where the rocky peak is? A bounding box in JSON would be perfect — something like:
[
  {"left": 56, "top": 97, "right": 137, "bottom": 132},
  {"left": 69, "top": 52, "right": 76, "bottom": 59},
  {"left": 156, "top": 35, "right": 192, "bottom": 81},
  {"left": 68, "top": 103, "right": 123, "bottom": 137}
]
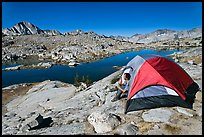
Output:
[
  {"left": 2, "top": 21, "right": 62, "bottom": 36},
  {"left": 189, "top": 28, "right": 202, "bottom": 32},
  {"left": 64, "top": 29, "right": 84, "bottom": 35},
  {"left": 2, "top": 28, "right": 16, "bottom": 36},
  {"left": 131, "top": 33, "right": 141, "bottom": 37},
  {"left": 177, "top": 28, "right": 202, "bottom": 39},
  {"left": 10, "top": 21, "right": 44, "bottom": 35},
  {"left": 43, "top": 30, "right": 62, "bottom": 36},
  {"left": 151, "top": 29, "right": 176, "bottom": 35},
  {"left": 109, "top": 35, "right": 129, "bottom": 41}
]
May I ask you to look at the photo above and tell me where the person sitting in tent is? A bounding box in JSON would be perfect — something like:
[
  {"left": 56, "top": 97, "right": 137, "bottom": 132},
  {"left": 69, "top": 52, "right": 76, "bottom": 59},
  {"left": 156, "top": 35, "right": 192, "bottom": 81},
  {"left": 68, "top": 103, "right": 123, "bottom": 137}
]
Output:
[{"left": 111, "top": 73, "right": 131, "bottom": 102}]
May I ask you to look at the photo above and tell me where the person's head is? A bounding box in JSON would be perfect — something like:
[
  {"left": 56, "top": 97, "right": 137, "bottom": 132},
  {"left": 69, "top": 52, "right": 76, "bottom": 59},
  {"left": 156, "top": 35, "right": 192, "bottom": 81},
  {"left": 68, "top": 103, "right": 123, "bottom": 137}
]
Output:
[{"left": 124, "top": 73, "right": 131, "bottom": 80}]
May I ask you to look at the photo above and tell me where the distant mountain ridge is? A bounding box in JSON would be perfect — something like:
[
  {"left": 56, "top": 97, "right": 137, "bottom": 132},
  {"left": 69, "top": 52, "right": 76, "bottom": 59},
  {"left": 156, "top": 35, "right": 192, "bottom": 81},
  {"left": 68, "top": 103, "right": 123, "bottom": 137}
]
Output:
[
  {"left": 2, "top": 21, "right": 202, "bottom": 43},
  {"left": 111, "top": 28, "right": 202, "bottom": 43}
]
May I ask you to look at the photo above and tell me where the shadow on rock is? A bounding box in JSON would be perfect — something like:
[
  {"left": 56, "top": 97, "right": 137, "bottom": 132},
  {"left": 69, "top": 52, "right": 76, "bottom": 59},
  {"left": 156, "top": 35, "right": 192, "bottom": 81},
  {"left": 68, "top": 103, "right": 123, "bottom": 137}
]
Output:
[{"left": 28, "top": 114, "right": 53, "bottom": 131}]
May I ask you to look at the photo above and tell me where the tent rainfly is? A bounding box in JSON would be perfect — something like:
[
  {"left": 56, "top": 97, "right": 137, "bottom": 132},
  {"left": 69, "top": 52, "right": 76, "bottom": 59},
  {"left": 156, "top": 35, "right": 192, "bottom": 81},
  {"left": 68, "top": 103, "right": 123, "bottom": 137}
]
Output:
[{"left": 122, "top": 54, "right": 199, "bottom": 114}]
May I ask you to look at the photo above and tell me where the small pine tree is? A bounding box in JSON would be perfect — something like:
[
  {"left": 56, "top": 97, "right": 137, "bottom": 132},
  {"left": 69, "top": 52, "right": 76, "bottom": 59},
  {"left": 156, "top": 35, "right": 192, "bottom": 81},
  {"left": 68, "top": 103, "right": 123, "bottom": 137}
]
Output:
[
  {"left": 81, "top": 75, "right": 85, "bottom": 83},
  {"left": 74, "top": 73, "right": 81, "bottom": 87},
  {"left": 85, "top": 75, "right": 92, "bottom": 86}
]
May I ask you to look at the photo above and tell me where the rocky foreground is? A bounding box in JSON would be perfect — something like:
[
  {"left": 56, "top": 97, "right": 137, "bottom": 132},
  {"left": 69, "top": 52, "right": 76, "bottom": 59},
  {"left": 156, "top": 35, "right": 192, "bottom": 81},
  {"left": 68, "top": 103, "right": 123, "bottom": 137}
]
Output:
[{"left": 2, "top": 47, "right": 202, "bottom": 135}]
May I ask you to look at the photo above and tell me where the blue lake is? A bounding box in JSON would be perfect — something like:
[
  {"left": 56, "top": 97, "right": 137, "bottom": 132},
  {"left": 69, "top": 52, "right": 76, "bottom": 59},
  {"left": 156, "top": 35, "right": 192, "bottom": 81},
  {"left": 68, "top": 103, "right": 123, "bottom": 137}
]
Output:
[{"left": 2, "top": 49, "right": 179, "bottom": 88}]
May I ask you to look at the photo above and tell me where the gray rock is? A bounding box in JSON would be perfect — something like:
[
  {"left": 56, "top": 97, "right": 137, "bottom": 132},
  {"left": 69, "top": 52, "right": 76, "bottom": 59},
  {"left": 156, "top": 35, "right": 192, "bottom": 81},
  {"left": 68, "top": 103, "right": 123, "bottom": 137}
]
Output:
[
  {"left": 68, "top": 61, "right": 79, "bottom": 66},
  {"left": 3, "top": 127, "right": 18, "bottom": 135},
  {"left": 87, "top": 111, "right": 121, "bottom": 133},
  {"left": 27, "top": 112, "right": 36, "bottom": 118},
  {"left": 176, "top": 107, "right": 195, "bottom": 117},
  {"left": 37, "top": 62, "right": 52, "bottom": 68},
  {"left": 3, "top": 65, "right": 23, "bottom": 71},
  {"left": 198, "top": 63, "right": 202, "bottom": 67},
  {"left": 187, "top": 60, "right": 196, "bottom": 65},
  {"left": 21, "top": 124, "right": 30, "bottom": 132},
  {"left": 195, "top": 91, "right": 202, "bottom": 102},
  {"left": 196, "top": 107, "right": 202, "bottom": 117},
  {"left": 174, "top": 59, "right": 179, "bottom": 63},
  {"left": 28, "top": 120, "right": 39, "bottom": 129},
  {"left": 38, "top": 123, "right": 84, "bottom": 135},
  {"left": 142, "top": 108, "right": 172, "bottom": 123},
  {"left": 115, "top": 123, "right": 139, "bottom": 135},
  {"left": 4, "top": 112, "right": 17, "bottom": 118}
]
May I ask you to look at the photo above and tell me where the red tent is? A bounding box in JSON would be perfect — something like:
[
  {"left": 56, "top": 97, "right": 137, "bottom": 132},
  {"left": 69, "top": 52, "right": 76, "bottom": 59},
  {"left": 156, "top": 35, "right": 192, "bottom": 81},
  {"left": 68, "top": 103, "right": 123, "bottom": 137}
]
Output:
[{"left": 124, "top": 54, "right": 199, "bottom": 114}]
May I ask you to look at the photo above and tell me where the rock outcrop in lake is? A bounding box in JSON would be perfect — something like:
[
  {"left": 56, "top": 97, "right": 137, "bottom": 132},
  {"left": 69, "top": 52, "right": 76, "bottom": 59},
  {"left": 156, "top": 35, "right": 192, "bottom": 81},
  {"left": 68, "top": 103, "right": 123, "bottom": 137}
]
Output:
[{"left": 2, "top": 47, "right": 202, "bottom": 135}]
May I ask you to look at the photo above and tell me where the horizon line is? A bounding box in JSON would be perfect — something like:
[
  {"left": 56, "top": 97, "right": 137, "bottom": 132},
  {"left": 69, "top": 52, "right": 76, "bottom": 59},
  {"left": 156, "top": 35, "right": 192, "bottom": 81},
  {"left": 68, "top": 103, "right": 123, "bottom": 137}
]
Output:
[{"left": 2, "top": 21, "right": 202, "bottom": 37}]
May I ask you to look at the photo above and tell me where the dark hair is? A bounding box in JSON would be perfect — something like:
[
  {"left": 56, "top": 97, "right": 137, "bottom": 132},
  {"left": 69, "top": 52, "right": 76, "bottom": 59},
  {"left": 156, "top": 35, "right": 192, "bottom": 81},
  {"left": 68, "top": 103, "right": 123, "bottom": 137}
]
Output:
[{"left": 124, "top": 73, "right": 131, "bottom": 80}]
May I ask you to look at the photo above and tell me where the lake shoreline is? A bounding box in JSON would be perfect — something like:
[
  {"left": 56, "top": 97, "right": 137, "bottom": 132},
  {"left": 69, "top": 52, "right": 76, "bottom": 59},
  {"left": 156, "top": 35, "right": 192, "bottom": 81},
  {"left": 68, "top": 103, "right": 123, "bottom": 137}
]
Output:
[
  {"left": 2, "top": 47, "right": 180, "bottom": 71},
  {"left": 2, "top": 48, "right": 181, "bottom": 88}
]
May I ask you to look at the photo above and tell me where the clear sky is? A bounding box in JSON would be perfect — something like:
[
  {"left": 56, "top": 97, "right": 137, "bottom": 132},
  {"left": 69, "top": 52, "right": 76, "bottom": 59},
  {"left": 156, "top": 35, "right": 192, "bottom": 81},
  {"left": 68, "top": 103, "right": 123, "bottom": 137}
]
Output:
[{"left": 2, "top": 2, "right": 202, "bottom": 37}]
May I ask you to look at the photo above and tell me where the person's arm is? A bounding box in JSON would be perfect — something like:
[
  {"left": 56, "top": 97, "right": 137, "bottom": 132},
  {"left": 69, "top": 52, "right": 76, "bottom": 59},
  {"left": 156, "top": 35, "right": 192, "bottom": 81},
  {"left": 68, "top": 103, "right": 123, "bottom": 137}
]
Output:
[
  {"left": 118, "top": 77, "right": 126, "bottom": 86},
  {"left": 118, "top": 81, "right": 129, "bottom": 93},
  {"left": 117, "top": 85, "right": 127, "bottom": 93}
]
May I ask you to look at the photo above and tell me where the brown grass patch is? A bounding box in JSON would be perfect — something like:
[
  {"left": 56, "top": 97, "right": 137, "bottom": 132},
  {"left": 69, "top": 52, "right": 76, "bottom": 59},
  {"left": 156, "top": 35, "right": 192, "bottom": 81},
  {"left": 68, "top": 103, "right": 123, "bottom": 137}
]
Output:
[
  {"left": 111, "top": 75, "right": 120, "bottom": 84},
  {"left": 2, "top": 83, "right": 38, "bottom": 114},
  {"left": 136, "top": 122, "right": 154, "bottom": 133},
  {"left": 163, "top": 124, "right": 181, "bottom": 134},
  {"left": 179, "top": 56, "right": 202, "bottom": 64}
]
